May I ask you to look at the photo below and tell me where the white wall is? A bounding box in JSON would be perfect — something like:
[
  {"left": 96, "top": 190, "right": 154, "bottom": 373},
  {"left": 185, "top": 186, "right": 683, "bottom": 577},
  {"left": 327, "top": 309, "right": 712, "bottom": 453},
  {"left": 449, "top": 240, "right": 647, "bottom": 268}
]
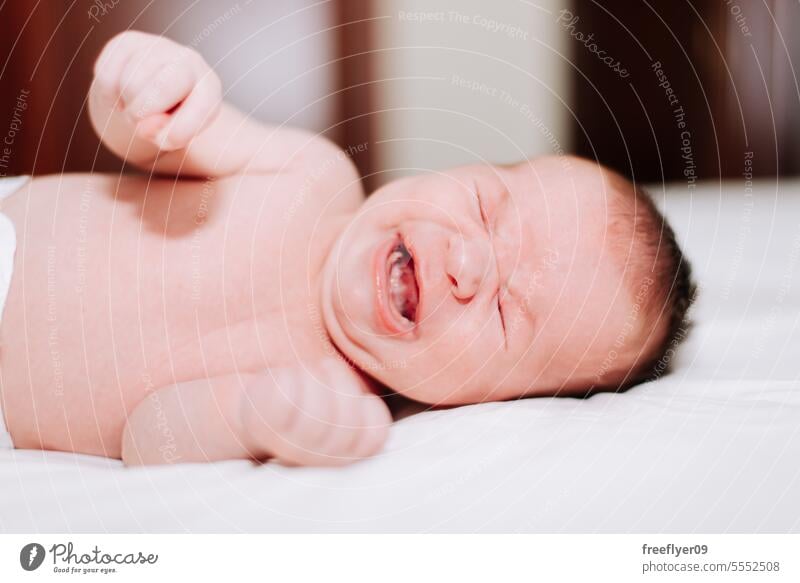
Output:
[
  {"left": 143, "top": 0, "right": 337, "bottom": 132},
  {"left": 140, "top": 0, "right": 570, "bottom": 176},
  {"left": 373, "top": 0, "right": 571, "bottom": 178}
]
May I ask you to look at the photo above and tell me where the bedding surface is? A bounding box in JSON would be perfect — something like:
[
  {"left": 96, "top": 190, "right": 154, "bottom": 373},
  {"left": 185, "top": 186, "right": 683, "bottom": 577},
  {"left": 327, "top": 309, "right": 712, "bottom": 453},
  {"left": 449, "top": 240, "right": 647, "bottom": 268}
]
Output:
[{"left": 1, "top": 178, "right": 798, "bottom": 532}]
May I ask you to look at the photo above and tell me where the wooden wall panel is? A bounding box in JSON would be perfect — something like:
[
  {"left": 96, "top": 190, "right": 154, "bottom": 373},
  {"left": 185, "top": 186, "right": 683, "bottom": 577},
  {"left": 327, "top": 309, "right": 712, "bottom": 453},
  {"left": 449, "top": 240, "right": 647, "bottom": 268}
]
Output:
[{"left": 569, "top": 0, "right": 800, "bottom": 182}]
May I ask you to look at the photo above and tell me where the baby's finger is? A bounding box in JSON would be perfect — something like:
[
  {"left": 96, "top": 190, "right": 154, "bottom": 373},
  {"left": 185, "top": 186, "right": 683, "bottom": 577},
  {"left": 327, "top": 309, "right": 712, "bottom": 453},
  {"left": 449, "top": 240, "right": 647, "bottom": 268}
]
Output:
[
  {"left": 126, "top": 64, "right": 194, "bottom": 122},
  {"left": 240, "top": 370, "right": 304, "bottom": 460},
  {"left": 320, "top": 394, "right": 364, "bottom": 463},
  {"left": 242, "top": 368, "right": 333, "bottom": 465},
  {"left": 319, "top": 358, "right": 367, "bottom": 396},
  {"left": 321, "top": 360, "right": 391, "bottom": 458},
  {"left": 134, "top": 113, "right": 170, "bottom": 143},
  {"left": 118, "top": 54, "right": 168, "bottom": 112},
  {"left": 270, "top": 371, "right": 341, "bottom": 466},
  {"left": 155, "top": 73, "right": 221, "bottom": 150},
  {"left": 352, "top": 395, "right": 392, "bottom": 459},
  {"left": 94, "top": 35, "right": 140, "bottom": 108}
]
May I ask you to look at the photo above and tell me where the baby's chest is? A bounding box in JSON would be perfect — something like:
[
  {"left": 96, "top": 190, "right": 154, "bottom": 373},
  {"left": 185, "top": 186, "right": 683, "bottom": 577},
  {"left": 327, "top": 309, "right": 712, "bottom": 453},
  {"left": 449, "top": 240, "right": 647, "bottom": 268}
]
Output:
[
  {"left": 162, "top": 302, "right": 331, "bottom": 384},
  {"left": 141, "top": 178, "right": 338, "bottom": 378}
]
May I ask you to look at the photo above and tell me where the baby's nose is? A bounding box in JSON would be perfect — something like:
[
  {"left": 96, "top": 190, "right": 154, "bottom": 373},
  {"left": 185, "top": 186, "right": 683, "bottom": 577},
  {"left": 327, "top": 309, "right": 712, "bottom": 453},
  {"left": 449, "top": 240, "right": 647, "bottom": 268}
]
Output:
[{"left": 446, "top": 234, "right": 491, "bottom": 301}]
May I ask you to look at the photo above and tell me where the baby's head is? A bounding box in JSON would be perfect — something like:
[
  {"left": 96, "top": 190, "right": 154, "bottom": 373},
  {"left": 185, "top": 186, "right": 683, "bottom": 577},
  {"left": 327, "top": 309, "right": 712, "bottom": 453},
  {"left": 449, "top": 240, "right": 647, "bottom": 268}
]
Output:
[{"left": 321, "top": 155, "right": 695, "bottom": 404}]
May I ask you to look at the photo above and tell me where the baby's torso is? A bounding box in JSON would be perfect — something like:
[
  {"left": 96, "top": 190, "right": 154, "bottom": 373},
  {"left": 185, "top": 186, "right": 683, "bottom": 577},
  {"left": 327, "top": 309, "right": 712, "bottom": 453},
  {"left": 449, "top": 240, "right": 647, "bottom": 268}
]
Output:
[{"left": 0, "top": 172, "right": 356, "bottom": 456}]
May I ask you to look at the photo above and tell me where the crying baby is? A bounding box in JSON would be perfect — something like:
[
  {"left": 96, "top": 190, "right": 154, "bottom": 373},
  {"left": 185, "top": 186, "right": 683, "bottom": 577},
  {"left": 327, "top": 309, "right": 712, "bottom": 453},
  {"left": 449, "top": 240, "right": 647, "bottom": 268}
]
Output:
[{"left": 0, "top": 31, "right": 694, "bottom": 466}]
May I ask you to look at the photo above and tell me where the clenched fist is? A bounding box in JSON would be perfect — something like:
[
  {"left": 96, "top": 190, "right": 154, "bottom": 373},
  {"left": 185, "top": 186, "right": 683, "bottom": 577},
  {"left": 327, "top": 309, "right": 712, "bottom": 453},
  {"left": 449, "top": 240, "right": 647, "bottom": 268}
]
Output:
[
  {"left": 92, "top": 31, "right": 222, "bottom": 151},
  {"left": 241, "top": 360, "right": 392, "bottom": 467}
]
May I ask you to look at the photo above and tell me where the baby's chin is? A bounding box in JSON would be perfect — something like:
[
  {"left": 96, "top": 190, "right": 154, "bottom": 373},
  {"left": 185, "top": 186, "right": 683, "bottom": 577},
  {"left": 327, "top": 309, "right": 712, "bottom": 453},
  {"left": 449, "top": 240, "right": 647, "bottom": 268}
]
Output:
[
  {"left": 383, "top": 374, "right": 529, "bottom": 406},
  {"left": 344, "top": 364, "right": 439, "bottom": 404}
]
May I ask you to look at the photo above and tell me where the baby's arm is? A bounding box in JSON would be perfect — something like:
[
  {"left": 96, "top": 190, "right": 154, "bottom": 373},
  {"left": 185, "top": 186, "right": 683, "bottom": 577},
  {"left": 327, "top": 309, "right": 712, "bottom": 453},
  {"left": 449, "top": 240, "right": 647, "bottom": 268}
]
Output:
[
  {"left": 89, "top": 31, "right": 346, "bottom": 178},
  {"left": 121, "top": 361, "right": 391, "bottom": 466}
]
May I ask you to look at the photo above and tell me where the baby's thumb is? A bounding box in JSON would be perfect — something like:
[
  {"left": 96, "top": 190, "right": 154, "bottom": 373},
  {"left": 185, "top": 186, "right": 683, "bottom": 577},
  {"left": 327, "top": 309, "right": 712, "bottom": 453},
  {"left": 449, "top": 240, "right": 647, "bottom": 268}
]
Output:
[{"left": 135, "top": 113, "right": 171, "bottom": 145}]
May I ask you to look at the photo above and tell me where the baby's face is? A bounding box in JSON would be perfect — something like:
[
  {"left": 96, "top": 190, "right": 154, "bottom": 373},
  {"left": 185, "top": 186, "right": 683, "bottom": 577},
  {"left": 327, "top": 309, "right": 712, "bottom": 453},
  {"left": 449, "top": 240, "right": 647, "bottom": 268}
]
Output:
[{"left": 321, "top": 156, "right": 646, "bottom": 404}]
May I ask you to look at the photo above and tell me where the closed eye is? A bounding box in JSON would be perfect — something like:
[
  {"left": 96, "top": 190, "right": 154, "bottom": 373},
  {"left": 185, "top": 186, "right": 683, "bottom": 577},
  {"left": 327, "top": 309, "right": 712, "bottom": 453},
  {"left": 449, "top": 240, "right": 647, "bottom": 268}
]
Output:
[
  {"left": 475, "top": 189, "right": 491, "bottom": 234},
  {"left": 497, "top": 293, "right": 507, "bottom": 343},
  {"left": 473, "top": 184, "right": 507, "bottom": 346}
]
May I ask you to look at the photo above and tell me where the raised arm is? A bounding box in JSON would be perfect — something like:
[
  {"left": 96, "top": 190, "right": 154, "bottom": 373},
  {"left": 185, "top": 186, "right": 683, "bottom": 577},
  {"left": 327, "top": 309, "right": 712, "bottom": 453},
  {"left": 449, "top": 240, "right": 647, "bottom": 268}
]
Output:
[
  {"left": 121, "top": 361, "right": 391, "bottom": 467},
  {"left": 89, "top": 31, "right": 345, "bottom": 178}
]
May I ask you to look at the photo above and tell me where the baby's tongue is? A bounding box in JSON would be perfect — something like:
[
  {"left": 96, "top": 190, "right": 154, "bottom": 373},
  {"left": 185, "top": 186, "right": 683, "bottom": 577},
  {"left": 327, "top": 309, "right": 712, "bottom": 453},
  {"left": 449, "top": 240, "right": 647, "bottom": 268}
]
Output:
[{"left": 388, "top": 245, "right": 418, "bottom": 322}]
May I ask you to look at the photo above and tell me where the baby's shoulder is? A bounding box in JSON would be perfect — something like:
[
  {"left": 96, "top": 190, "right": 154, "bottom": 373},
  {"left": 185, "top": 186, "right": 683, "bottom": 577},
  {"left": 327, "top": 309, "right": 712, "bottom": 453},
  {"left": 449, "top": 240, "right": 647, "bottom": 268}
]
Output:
[
  {"left": 204, "top": 134, "right": 365, "bottom": 216},
  {"left": 292, "top": 135, "right": 366, "bottom": 212}
]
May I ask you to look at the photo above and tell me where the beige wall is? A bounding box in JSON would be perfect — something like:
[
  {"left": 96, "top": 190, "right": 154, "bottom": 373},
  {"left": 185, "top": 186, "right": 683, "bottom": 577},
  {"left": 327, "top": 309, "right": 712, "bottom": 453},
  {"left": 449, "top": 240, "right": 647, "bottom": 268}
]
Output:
[{"left": 373, "top": 0, "right": 570, "bottom": 178}]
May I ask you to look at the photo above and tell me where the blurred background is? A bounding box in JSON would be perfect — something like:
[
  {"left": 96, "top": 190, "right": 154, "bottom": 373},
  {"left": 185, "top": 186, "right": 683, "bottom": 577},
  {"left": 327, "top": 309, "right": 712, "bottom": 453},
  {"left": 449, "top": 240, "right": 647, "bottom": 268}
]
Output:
[{"left": 0, "top": 0, "right": 798, "bottom": 191}]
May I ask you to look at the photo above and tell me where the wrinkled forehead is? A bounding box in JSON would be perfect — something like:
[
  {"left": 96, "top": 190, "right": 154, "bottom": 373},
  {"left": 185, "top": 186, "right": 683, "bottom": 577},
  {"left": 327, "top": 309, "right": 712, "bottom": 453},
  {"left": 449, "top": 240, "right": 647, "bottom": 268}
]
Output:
[
  {"left": 505, "top": 157, "right": 617, "bottom": 210},
  {"left": 494, "top": 159, "right": 617, "bottom": 252}
]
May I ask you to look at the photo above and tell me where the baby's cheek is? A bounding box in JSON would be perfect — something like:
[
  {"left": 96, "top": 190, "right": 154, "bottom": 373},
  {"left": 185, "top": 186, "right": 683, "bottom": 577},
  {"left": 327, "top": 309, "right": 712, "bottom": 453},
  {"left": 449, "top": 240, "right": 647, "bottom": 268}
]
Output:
[
  {"left": 449, "top": 316, "right": 505, "bottom": 357},
  {"left": 415, "top": 329, "right": 491, "bottom": 376}
]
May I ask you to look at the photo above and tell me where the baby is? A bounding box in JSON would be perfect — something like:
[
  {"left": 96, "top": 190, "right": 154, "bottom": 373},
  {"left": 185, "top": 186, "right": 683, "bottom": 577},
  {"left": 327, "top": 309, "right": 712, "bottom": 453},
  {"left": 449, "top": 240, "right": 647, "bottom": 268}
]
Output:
[{"left": 0, "top": 32, "right": 694, "bottom": 466}]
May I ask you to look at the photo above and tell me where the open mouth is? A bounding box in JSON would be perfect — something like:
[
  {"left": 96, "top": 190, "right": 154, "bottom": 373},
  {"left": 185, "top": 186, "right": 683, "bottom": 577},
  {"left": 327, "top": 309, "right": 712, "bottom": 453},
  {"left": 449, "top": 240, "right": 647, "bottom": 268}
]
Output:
[{"left": 387, "top": 241, "right": 419, "bottom": 324}]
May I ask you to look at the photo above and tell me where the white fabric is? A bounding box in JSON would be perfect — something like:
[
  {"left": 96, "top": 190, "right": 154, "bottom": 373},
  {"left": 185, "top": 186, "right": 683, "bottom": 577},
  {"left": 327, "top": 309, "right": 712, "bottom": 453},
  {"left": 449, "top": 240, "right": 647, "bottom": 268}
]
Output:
[
  {"left": 0, "top": 178, "right": 798, "bottom": 533},
  {"left": 0, "top": 175, "right": 29, "bottom": 200},
  {"left": 0, "top": 175, "right": 26, "bottom": 450}
]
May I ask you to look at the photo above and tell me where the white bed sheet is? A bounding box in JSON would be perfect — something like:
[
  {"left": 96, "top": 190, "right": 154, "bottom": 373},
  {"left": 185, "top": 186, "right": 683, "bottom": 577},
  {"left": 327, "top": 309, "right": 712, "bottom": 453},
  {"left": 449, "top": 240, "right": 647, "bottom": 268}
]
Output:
[{"left": 1, "top": 178, "right": 798, "bottom": 533}]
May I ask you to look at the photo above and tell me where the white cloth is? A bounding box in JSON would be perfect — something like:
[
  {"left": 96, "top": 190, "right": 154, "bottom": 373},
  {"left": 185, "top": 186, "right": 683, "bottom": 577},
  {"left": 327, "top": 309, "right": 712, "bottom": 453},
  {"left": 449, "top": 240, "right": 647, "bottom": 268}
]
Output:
[{"left": 0, "top": 175, "right": 28, "bottom": 449}]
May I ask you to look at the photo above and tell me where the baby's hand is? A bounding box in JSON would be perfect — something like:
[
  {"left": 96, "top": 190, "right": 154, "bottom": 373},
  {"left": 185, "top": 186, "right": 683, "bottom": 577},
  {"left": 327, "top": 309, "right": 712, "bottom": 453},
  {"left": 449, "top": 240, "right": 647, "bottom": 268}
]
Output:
[
  {"left": 92, "top": 31, "right": 222, "bottom": 151},
  {"left": 242, "top": 360, "right": 392, "bottom": 466}
]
